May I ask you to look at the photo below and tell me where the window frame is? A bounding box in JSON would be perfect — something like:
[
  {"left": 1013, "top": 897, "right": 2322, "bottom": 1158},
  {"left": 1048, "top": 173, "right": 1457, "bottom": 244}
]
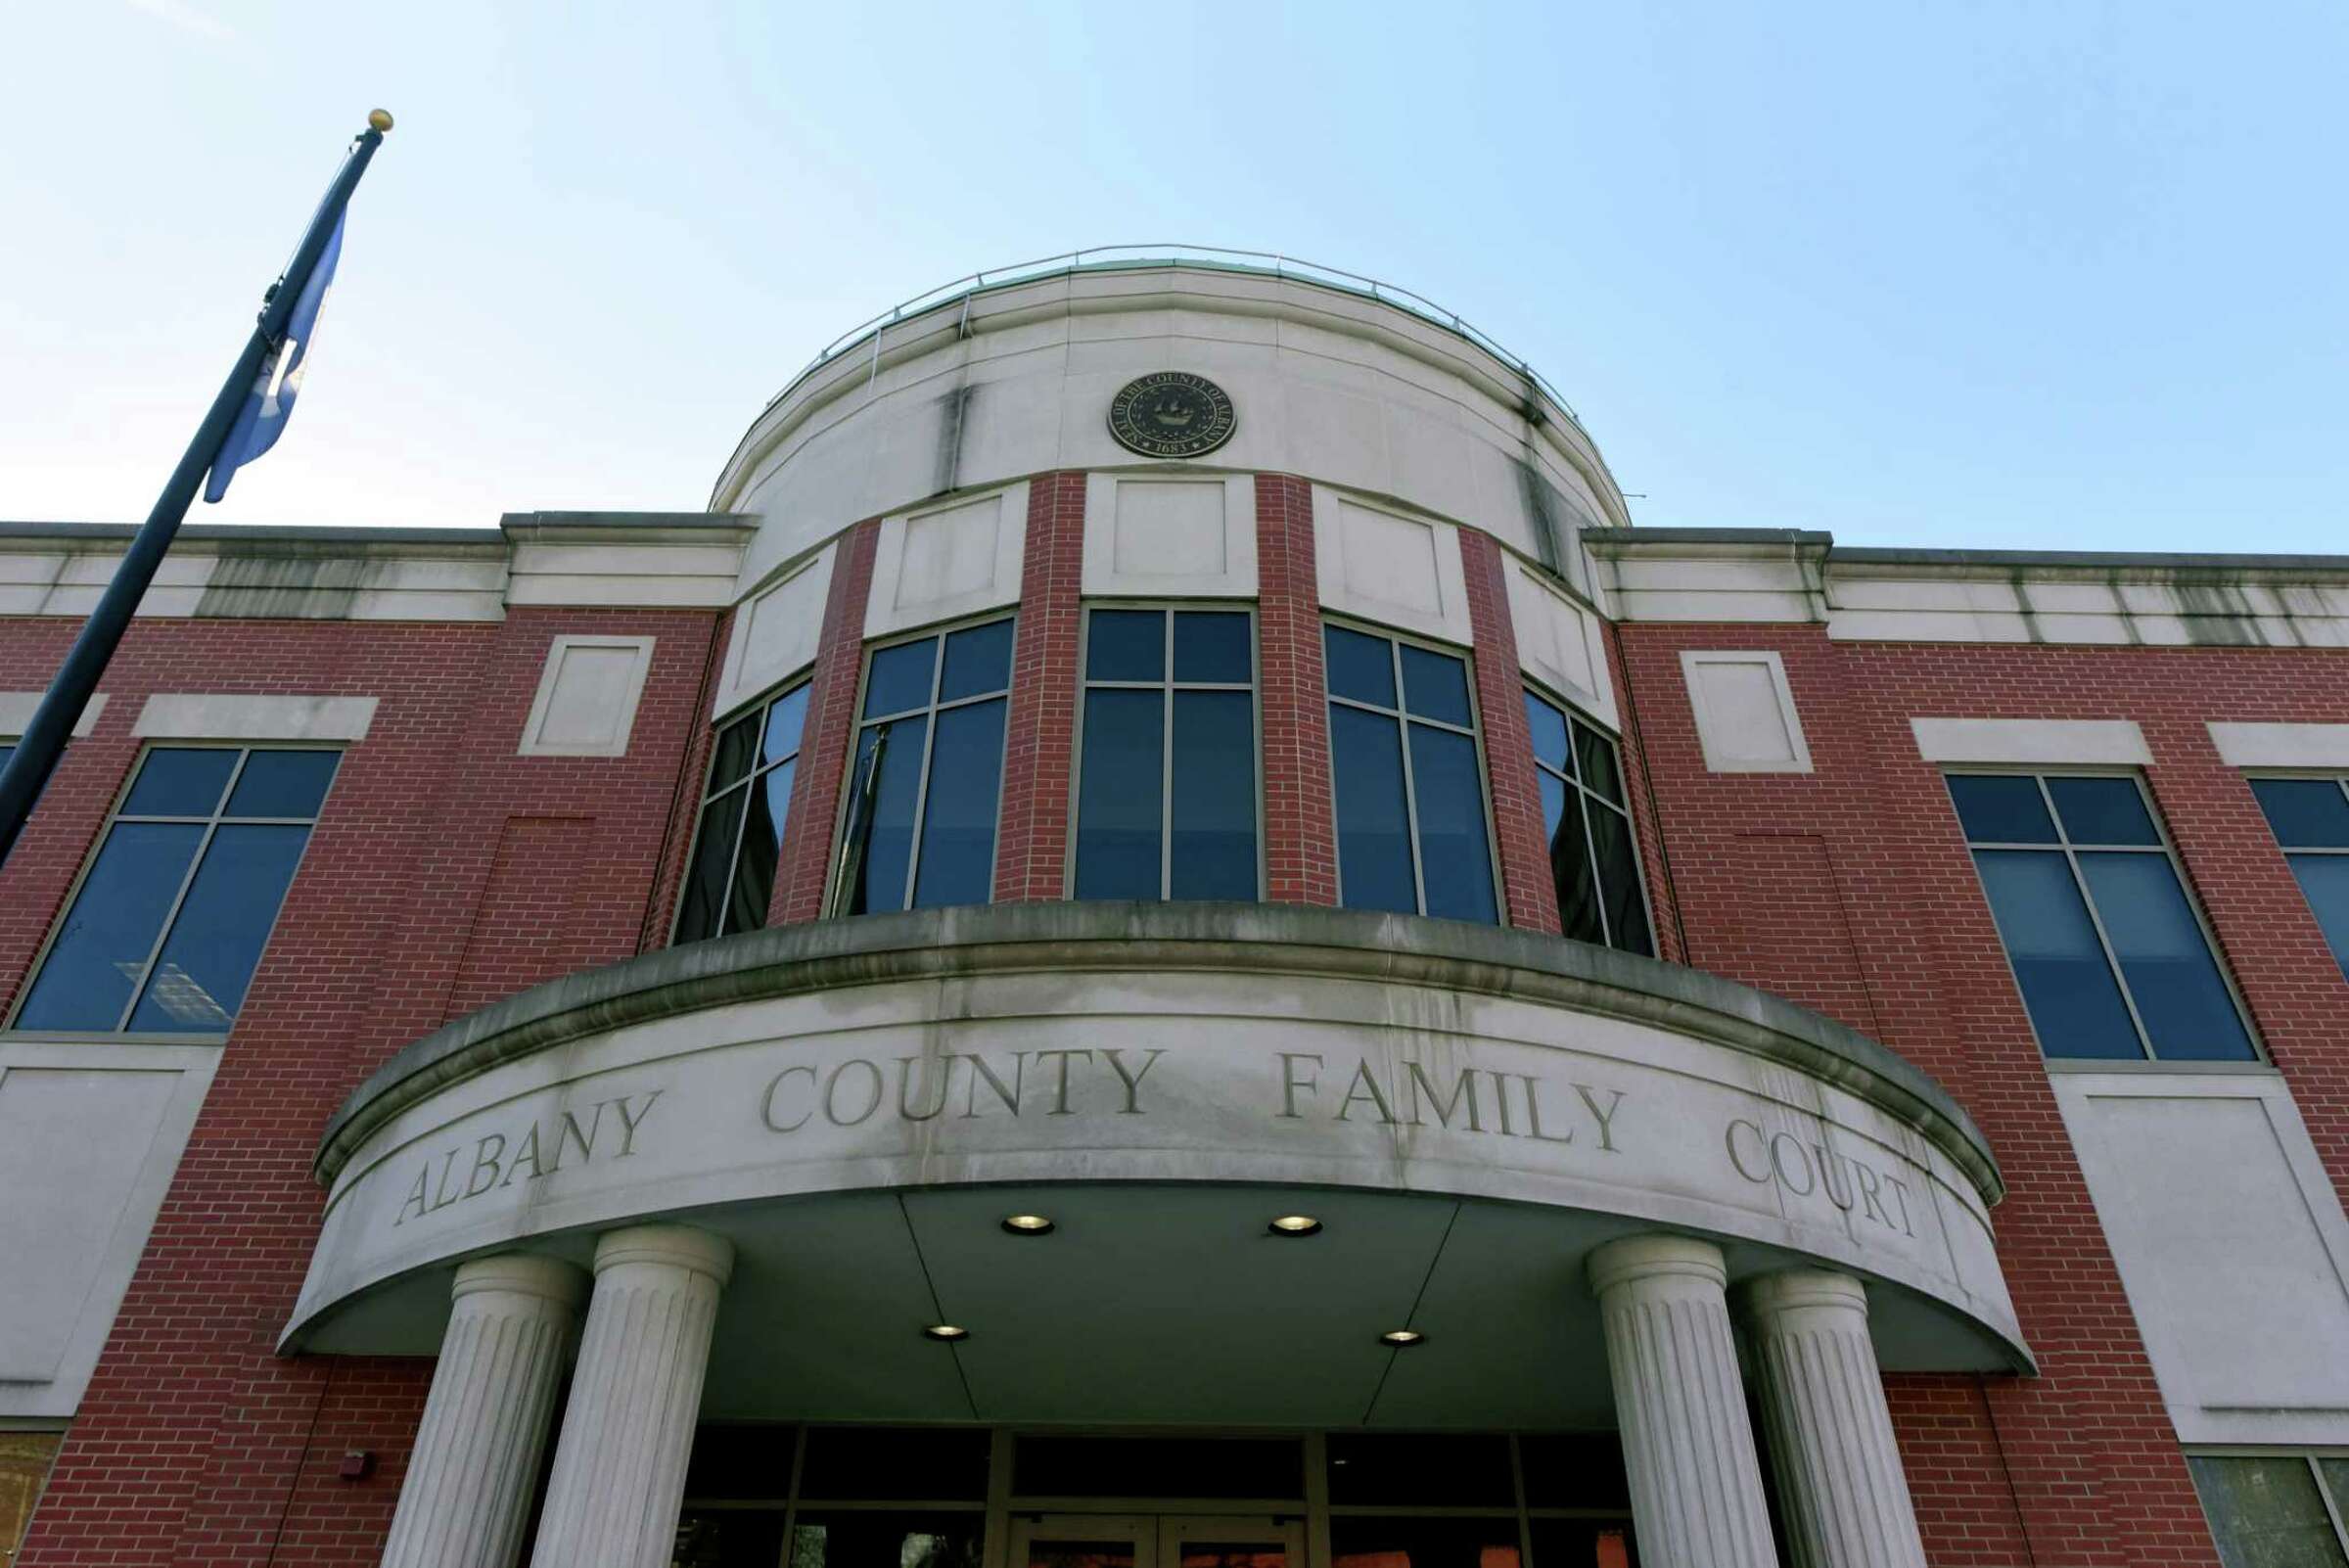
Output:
[
  {"left": 2186, "top": 1448, "right": 2349, "bottom": 1563},
  {"left": 1065, "top": 601, "right": 1267, "bottom": 903},
  {"left": 5, "top": 741, "right": 341, "bottom": 1038},
  {"left": 829, "top": 611, "right": 1018, "bottom": 918},
  {"left": 1320, "top": 617, "right": 1505, "bottom": 924},
  {"left": 1521, "top": 677, "right": 1654, "bottom": 954},
  {"left": 670, "top": 678, "right": 812, "bottom": 945},
  {"left": 1949, "top": 765, "right": 2266, "bottom": 1068},
  {"left": 2245, "top": 770, "right": 2349, "bottom": 970}
]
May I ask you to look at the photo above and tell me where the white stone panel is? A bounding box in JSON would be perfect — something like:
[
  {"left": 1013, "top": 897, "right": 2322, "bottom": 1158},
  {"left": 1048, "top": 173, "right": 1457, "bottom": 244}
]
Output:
[
  {"left": 0, "top": 692, "right": 107, "bottom": 738},
  {"left": 1504, "top": 559, "right": 1616, "bottom": 727},
  {"left": 864, "top": 484, "right": 1029, "bottom": 638},
  {"left": 1313, "top": 489, "right": 1474, "bottom": 646},
  {"left": 1681, "top": 651, "right": 1813, "bottom": 773},
  {"left": 1909, "top": 716, "right": 2151, "bottom": 766},
  {"left": 1082, "top": 474, "right": 1258, "bottom": 599},
  {"left": 714, "top": 546, "right": 834, "bottom": 720},
  {"left": 2207, "top": 721, "right": 2349, "bottom": 768},
  {"left": 518, "top": 635, "right": 657, "bottom": 758},
  {"left": 505, "top": 543, "right": 741, "bottom": 609},
  {"left": 2050, "top": 1070, "right": 2349, "bottom": 1445},
  {"left": 0, "top": 1044, "right": 217, "bottom": 1418},
  {"left": 133, "top": 693, "right": 378, "bottom": 742}
]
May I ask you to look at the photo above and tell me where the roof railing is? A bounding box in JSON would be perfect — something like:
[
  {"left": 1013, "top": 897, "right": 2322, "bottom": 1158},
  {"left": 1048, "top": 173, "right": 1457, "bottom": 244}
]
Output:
[{"left": 756, "top": 245, "right": 1585, "bottom": 434}]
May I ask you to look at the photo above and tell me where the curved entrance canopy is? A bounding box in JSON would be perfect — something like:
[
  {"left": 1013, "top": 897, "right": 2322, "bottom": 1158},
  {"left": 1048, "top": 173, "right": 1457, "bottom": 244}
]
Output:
[{"left": 289, "top": 902, "right": 2027, "bottom": 1422}]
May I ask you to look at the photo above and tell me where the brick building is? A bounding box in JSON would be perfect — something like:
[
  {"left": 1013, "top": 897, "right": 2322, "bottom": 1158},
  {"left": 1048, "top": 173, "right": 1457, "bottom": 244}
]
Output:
[{"left": 4, "top": 253, "right": 2347, "bottom": 1568}]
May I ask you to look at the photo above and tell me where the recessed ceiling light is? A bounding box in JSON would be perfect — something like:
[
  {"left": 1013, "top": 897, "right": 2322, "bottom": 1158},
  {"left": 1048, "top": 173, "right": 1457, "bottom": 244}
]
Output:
[
  {"left": 1379, "top": 1328, "right": 1426, "bottom": 1348},
  {"left": 922, "top": 1324, "right": 970, "bottom": 1342},
  {"left": 1001, "top": 1214, "right": 1056, "bottom": 1235},
  {"left": 1267, "top": 1215, "right": 1323, "bottom": 1236}
]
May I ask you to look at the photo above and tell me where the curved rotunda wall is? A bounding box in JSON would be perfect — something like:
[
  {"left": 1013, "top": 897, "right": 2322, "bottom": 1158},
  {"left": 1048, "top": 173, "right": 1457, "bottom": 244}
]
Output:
[{"left": 711, "top": 264, "right": 1630, "bottom": 615}]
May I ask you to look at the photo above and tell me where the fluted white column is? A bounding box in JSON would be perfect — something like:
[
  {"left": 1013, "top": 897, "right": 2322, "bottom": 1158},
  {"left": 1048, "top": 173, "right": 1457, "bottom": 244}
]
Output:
[
  {"left": 528, "top": 1225, "right": 734, "bottom": 1568},
  {"left": 1588, "top": 1234, "right": 1779, "bottom": 1568},
  {"left": 1739, "top": 1270, "right": 1928, "bottom": 1568},
  {"left": 380, "top": 1253, "right": 585, "bottom": 1568}
]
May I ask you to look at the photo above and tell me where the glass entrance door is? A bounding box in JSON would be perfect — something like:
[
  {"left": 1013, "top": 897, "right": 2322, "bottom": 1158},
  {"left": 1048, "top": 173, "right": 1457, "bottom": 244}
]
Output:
[{"left": 1010, "top": 1515, "right": 1305, "bottom": 1568}]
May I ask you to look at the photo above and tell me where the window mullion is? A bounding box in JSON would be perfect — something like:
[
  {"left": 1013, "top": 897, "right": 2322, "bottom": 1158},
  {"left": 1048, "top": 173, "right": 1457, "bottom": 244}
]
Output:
[
  {"left": 714, "top": 762, "right": 761, "bottom": 932},
  {"left": 2059, "top": 842, "right": 2161, "bottom": 1061},
  {"left": 899, "top": 648, "right": 952, "bottom": 910},
  {"left": 118, "top": 753, "right": 246, "bottom": 1031},
  {"left": 1161, "top": 617, "right": 1176, "bottom": 900},
  {"left": 1391, "top": 645, "right": 1430, "bottom": 916},
  {"left": 2309, "top": 1453, "right": 2349, "bottom": 1553},
  {"left": 1573, "top": 777, "right": 1612, "bottom": 947}
]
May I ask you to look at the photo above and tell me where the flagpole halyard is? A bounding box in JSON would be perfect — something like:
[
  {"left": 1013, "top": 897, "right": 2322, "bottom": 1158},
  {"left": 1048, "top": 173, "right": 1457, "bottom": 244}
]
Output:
[{"left": 0, "top": 114, "right": 395, "bottom": 870}]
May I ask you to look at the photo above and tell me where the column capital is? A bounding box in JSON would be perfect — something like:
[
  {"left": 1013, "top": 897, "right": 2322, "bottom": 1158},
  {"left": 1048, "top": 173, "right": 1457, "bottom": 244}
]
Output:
[
  {"left": 593, "top": 1223, "right": 734, "bottom": 1285},
  {"left": 1588, "top": 1232, "right": 1727, "bottom": 1297},
  {"left": 1738, "top": 1267, "right": 1869, "bottom": 1322},
  {"left": 452, "top": 1252, "right": 588, "bottom": 1309}
]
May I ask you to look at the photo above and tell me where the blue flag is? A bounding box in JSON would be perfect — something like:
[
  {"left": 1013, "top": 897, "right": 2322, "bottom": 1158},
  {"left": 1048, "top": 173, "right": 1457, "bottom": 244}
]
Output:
[{"left": 204, "top": 212, "right": 344, "bottom": 503}]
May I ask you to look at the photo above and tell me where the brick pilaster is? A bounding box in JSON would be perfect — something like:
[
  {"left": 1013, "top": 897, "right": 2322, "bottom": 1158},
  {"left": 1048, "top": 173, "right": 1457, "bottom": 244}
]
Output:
[
  {"left": 1254, "top": 474, "right": 1338, "bottom": 905},
  {"left": 769, "top": 521, "right": 880, "bottom": 925},
  {"left": 993, "top": 473, "right": 1086, "bottom": 900},
  {"left": 1459, "top": 529, "right": 1562, "bottom": 934}
]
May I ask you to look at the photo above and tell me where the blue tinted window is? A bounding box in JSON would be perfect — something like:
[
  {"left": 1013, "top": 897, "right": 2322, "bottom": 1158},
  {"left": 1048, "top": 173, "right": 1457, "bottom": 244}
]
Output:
[
  {"left": 1331, "top": 705, "right": 1416, "bottom": 914},
  {"left": 2253, "top": 778, "right": 2349, "bottom": 849},
  {"left": 677, "top": 682, "right": 810, "bottom": 945},
  {"left": 128, "top": 824, "right": 309, "bottom": 1032},
  {"left": 939, "top": 620, "right": 1014, "bottom": 703},
  {"left": 1956, "top": 770, "right": 2254, "bottom": 1061},
  {"left": 1172, "top": 612, "right": 1252, "bottom": 684},
  {"left": 842, "top": 621, "right": 1015, "bottom": 917},
  {"left": 2047, "top": 776, "right": 2158, "bottom": 846},
  {"left": 123, "top": 749, "right": 237, "bottom": 816},
  {"left": 1399, "top": 646, "right": 1472, "bottom": 727},
  {"left": 862, "top": 638, "right": 938, "bottom": 718},
  {"left": 1526, "top": 688, "right": 1649, "bottom": 955},
  {"left": 2285, "top": 856, "right": 2349, "bottom": 979},
  {"left": 913, "top": 700, "right": 1006, "bottom": 906},
  {"left": 1087, "top": 611, "right": 1165, "bottom": 683},
  {"left": 18, "top": 746, "right": 333, "bottom": 1034},
  {"left": 1523, "top": 694, "right": 1569, "bottom": 773},
  {"left": 1973, "top": 850, "right": 2143, "bottom": 1060},
  {"left": 763, "top": 687, "right": 810, "bottom": 766},
  {"left": 16, "top": 822, "right": 205, "bottom": 1031},
  {"left": 225, "top": 751, "right": 339, "bottom": 818},
  {"left": 1409, "top": 725, "right": 1496, "bottom": 923},
  {"left": 1948, "top": 775, "right": 2056, "bottom": 844},
  {"left": 1170, "top": 691, "right": 1257, "bottom": 899},
  {"left": 1076, "top": 610, "right": 1259, "bottom": 902},
  {"left": 2076, "top": 854, "right": 2257, "bottom": 1061},
  {"left": 1324, "top": 626, "right": 1396, "bottom": 708},
  {"left": 847, "top": 716, "right": 927, "bottom": 915},
  {"left": 1076, "top": 689, "right": 1164, "bottom": 899}
]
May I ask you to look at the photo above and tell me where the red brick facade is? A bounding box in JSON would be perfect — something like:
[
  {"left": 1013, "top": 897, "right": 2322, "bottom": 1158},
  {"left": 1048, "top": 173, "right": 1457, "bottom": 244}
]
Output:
[{"left": 6, "top": 484, "right": 2341, "bottom": 1566}]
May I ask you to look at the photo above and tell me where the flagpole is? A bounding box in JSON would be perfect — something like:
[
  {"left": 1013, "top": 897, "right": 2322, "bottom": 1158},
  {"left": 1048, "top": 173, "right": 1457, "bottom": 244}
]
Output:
[{"left": 0, "top": 111, "right": 394, "bottom": 870}]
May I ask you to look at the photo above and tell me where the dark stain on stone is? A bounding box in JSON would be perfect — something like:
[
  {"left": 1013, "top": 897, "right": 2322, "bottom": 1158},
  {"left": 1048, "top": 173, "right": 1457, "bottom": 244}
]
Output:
[
  {"left": 198, "top": 551, "right": 370, "bottom": 620},
  {"left": 932, "top": 383, "right": 976, "bottom": 498}
]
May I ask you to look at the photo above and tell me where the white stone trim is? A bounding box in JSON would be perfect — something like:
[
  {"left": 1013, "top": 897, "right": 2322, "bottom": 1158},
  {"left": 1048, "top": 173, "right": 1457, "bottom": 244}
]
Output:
[
  {"left": 0, "top": 693, "right": 106, "bottom": 739},
  {"left": 1081, "top": 472, "right": 1258, "bottom": 599},
  {"left": 1311, "top": 486, "right": 1474, "bottom": 647},
  {"left": 1504, "top": 555, "right": 1617, "bottom": 727},
  {"left": 2208, "top": 722, "right": 2349, "bottom": 769},
  {"left": 714, "top": 546, "right": 835, "bottom": 720},
  {"left": 1681, "top": 650, "right": 1814, "bottom": 773},
  {"left": 863, "top": 483, "right": 1030, "bottom": 638},
  {"left": 132, "top": 693, "right": 377, "bottom": 743},
  {"left": 2050, "top": 1070, "right": 2349, "bottom": 1447},
  {"left": 1910, "top": 716, "right": 2151, "bottom": 766},
  {"left": 518, "top": 635, "right": 657, "bottom": 758},
  {"left": 0, "top": 1041, "right": 221, "bottom": 1419}
]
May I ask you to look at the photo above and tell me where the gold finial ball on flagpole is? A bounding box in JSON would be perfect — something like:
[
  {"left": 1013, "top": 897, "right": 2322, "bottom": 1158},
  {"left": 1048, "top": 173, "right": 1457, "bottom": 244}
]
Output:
[{"left": 367, "top": 109, "right": 394, "bottom": 133}]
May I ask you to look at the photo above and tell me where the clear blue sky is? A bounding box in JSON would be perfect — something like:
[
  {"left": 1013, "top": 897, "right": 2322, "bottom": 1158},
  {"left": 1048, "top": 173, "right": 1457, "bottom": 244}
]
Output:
[{"left": 3, "top": 2, "right": 2344, "bottom": 552}]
